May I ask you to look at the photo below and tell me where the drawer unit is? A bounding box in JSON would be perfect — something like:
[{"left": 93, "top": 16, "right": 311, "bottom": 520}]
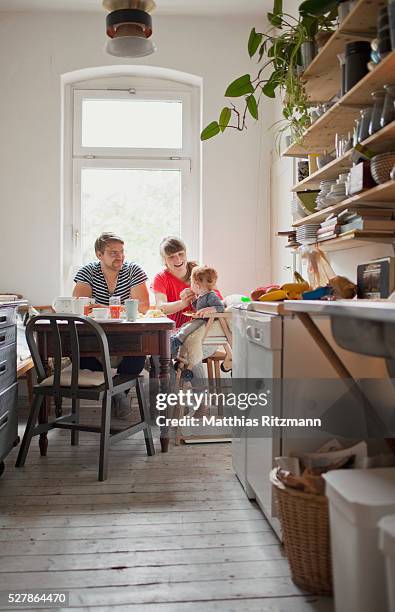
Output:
[
  {"left": 0, "top": 383, "right": 18, "bottom": 463},
  {"left": 0, "top": 300, "right": 26, "bottom": 475},
  {"left": 0, "top": 326, "right": 16, "bottom": 349},
  {"left": 0, "top": 307, "right": 16, "bottom": 330},
  {"left": 0, "top": 343, "right": 17, "bottom": 394}
]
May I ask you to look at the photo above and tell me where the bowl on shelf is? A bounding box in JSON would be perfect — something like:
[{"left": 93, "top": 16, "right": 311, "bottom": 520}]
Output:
[
  {"left": 296, "top": 191, "right": 319, "bottom": 214},
  {"left": 370, "top": 152, "right": 395, "bottom": 184}
]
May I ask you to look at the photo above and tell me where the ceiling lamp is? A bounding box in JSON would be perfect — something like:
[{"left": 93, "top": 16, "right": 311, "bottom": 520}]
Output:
[{"left": 103, "top": 0, "right": 157, "bottom": 58}]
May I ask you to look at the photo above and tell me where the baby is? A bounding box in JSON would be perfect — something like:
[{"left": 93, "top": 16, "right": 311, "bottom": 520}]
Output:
[{"left": 171, "top": 265, "right": 224, "bottom": 358}]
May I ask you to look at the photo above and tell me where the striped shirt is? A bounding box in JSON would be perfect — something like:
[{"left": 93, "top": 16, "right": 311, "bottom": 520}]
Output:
[{"left": 74, "top": 261, "right": 147, "bottom": 305}]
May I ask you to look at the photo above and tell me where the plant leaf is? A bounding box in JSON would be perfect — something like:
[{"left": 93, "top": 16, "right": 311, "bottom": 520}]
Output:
[
  {"left": 247, "top": 95, "right": 259, "bottom": 120},
  {"left": 219, "top": 107, "right": 232, "bottom": 132},
  {"left": 225, "top": 74, "right": 254, "bottom": 97},
  {"left": 267, "top": 11, "right": 282, "bottom": 27},
  {"left": 262, "top": 72, "right": 279, "bottom": 98},
  {"left": 200, "top": 121, "right": 221, "bottom": 141},
  {"left": 299, "top": 0, "right": 338, "bottom": 17},
  {"left": 248, "top": 28, "right": 263, "bottom": 58},
  {"left": 258, "top": 40, "right": 267, "bottom": 62}
]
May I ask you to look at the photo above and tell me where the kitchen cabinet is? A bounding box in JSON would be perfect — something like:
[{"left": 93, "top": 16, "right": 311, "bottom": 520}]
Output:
[{"left": 0, "top": 301, "right": 24, "bottom": 476}]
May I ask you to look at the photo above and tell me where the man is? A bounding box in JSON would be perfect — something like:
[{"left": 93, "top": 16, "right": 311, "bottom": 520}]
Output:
[{"left": 73, "top": 232, "right": 149, "bottom": 416}]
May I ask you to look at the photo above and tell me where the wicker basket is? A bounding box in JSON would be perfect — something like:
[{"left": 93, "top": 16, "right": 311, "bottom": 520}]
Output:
[{"left": 274, "top": 484, "right": 333, "bottom": 596}]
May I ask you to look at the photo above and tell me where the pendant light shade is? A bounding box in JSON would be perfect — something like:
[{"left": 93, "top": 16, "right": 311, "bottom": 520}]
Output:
[
  {"left": 106, "top": 36, "right": 157, "bottom": 58},
  {"left": 103, "top": 0, "right": 157, "bottom": 58}
]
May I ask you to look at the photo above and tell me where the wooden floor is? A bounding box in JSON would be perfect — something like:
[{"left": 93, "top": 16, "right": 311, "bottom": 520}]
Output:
[{"left": 0, "top": 399, "right": 334, "bottom": 612}]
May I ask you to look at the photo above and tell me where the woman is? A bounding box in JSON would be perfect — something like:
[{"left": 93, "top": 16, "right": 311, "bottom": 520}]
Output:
[{"left": 152, "top": 236, "right": 222, "bottom": 378}]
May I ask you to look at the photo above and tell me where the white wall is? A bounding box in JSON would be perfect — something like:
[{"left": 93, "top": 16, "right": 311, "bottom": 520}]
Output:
[{"left": 0, "top": 10, "right": 271, "bottom": 303}]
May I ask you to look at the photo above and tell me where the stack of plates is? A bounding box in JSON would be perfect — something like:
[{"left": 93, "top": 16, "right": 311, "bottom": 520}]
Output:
[
  {"left": 296, "top": 224, "right": 320, "bottom": 243},
  {"left": 316, "top": 179, "right": 337, "bottom": 210}
]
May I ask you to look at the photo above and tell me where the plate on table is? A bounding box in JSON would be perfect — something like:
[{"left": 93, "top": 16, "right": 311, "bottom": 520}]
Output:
[{"left": 90, "top": 317, "right": 125, "bottom": 323}]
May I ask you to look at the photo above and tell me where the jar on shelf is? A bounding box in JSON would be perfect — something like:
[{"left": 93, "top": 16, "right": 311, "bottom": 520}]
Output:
[
  {"left": 345, "top": 41, "right": 371, "bottom": 93},
  {"left": 359, "top": 107, "right": 373, "bottom": 142},
  {"left": 369, "top": 89, "right": 386, "bottom": 135},
  {"left": 380, "top": 84, "right": 395, "bottom": 128},
  {"left": 353, "top": 118, "right": 361, "bottom": 145}
]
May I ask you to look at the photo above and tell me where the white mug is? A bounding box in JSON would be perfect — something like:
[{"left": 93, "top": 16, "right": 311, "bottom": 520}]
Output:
[
  {"left": 73, "top": 297, "right": 94, "bottom": 315},
  {"left": 125, "top": 299, "right": 139, "bottom": 321},
  {"left": 52, "top": 297, "right": 76, "bottom": 314}
]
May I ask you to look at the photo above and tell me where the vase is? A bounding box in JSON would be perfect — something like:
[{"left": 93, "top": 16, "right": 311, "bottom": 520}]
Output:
[
  {"left": 381, "top": 84, "right": 395, "bottom": 128},
  {"left": 301, "top": 41, "right": 316, "bottom": 70},
  {"left": 369, "top": 89, "right": 386, "bottom": 135}
]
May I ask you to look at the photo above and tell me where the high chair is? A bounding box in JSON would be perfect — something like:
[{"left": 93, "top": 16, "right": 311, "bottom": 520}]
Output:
[
  {"left": 173, "top": 311, "right": 233, "bottom": 444},
  {"left": 175, "top": 311, "right": 232, "bottom": 385}
]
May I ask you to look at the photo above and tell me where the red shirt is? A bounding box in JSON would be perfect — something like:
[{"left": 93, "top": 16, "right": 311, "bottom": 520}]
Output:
[{"left": 152, "top": 268, "right": 223, "bottom": 329}]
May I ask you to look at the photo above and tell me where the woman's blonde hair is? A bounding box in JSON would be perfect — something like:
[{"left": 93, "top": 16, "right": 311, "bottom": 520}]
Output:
[{"left": 159, "top": 236, "right": 197, "bottom": 282}]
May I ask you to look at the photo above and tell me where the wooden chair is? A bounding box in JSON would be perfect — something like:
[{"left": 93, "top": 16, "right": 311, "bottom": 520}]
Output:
[
  {"left": 201, "top": 312, "right": 232, "bottom": 389},
  {"left": 16, "top": 305, "right": 55, "bottom": 409},
  {"left": 15, "top": 314, "right": 154, "bottom": 481}
]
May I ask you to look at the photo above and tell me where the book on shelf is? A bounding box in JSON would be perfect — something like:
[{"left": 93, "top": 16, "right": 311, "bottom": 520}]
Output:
[
  {"left": 338, "top": 207, "right": 393, "bottom": 222},
  {"left": 320, "top": 219, "right": 339, "bottom": 229},
  {"left": 339, "top": 218, "right": 395, "bottom": 233},
  {"left": 321, "top": 213, "right": 337, "bottom": 227},
  {"left": 316, "top": 231, "right": 340, "bottom": 241},
  {"left": 317, "top": 224, "right": 341, "bottom": 236}
]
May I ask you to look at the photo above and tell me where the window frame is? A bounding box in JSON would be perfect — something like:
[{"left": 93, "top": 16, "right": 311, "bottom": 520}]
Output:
[
  {"left": 72, "top": 157, "right": 194, "bottom": 268},
  {"left": 73, "top": 89, "right": 192, "bottom": 159}
]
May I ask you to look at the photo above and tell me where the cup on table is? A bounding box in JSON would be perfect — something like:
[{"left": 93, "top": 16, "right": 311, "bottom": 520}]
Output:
[
  {"left": 125, "top": 299, "right": 139, "bottom": 321},
  {"left": 109, "top": 296, "right": 122, "bottom": 319},
  {"left": 73, "top": 297, "right": 93, "bottom": 316},
  {"left": 92, "top": 307, "right": 109, "bottom": 320},
  {"left": 52, "top": 297, "right": 76, "bottom": 314},
  {"left": 109, "top": 304, "right": 122, "bottom": 319}
]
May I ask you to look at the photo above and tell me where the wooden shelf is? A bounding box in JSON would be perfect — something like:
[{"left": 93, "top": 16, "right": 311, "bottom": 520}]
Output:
[
  {"left": 283, "top": 51, "right": 395, "bottom": 157},
  {"left": 315, "top": 231, "right": 395, "bottom": 252},
  {"left": 293, "top": 180, "right": 395, "bottom": 227},
  {"left": 303, "top": 0, "right": 386, "bottom": 103},
  {"left": 291, "top": 121, "right": 395, "bottom": 191}
]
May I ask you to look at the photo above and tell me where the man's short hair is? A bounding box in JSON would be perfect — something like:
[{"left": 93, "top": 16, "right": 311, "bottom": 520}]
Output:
[{"left": 94, "top": 232, "right": 124, "bottom": 255}]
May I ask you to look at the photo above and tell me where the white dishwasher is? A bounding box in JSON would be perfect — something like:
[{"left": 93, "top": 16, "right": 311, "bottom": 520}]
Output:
[{"left": 231, "top": 301, "right": 389, "bottom": 537}]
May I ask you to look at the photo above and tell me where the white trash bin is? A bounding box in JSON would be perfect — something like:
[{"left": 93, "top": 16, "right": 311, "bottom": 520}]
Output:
[
  {"left": 324, "top": 467, "right": 395, "bottom": 612},
  {"left": 379, "top": 515, "right": 395, "bottom": 612}
]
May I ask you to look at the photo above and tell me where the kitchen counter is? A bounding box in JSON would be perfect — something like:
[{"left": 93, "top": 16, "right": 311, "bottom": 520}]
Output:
[{"left": 284, "top": 299, "right": 395, "bottom": 323}]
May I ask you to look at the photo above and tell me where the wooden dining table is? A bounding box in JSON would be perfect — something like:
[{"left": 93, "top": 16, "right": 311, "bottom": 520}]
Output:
[{"left": 33, "top": 316, "right": 175, "bottom": 453}]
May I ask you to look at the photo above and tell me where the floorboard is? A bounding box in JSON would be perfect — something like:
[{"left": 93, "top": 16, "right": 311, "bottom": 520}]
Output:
[{"left": 0, "top": 400, "right": 333, "bottom": 611}]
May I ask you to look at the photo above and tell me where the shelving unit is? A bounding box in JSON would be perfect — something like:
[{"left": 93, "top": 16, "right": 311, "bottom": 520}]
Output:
[
  {"left": 293, "top": 181, "right": 395, "bottom": 228},
  {"left": 280, "top": 0, "right": 395, "bottom": 254},
  {"left": 303, "top": 0, "right": 386, "bottom": 103},
  {"left": 291, "top": 121, "right": 395, "bottom": 192},
  {"left": 316, "top": 231, "right": 395, "bottom": 252},
  {"left": 284, "top": 51, "right": 395, "bottom": 157}
]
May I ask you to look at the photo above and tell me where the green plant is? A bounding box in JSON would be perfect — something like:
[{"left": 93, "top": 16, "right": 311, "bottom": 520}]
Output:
[{"left": 201, "top": 0, "right": 338, "bottom": 145}]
